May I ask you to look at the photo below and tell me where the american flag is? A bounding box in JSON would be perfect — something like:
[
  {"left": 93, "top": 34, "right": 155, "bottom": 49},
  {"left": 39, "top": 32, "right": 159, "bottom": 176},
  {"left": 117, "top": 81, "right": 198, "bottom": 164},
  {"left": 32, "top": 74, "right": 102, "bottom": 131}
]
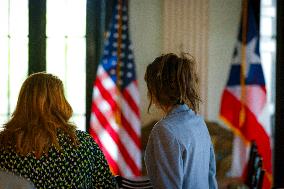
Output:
[
  {"left": 89, "top": 0, "right": 141, "bottom": 178},
  {"left": 219, "top": 0, "right": 272, "bottom": 188}
]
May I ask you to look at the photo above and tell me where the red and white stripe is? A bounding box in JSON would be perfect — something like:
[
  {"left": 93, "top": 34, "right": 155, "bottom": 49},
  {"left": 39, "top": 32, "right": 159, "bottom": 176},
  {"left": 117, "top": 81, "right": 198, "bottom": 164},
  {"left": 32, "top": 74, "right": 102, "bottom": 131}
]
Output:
[
  {"left": 90, "top": 65, "right": 141, "bottom": 178},
  {"left": 220, "top": 85, "right": 272, "bottom": 188}
]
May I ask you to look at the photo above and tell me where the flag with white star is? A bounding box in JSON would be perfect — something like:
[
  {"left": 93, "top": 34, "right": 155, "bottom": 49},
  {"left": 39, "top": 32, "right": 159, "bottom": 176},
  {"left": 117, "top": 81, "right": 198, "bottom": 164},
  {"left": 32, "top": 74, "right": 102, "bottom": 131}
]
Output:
[
  {"left": 89, "top": 0, "right": 141, "bottom": 178},
  {"left": 219, "top": 0, "right": 272, "bottom": 188}
]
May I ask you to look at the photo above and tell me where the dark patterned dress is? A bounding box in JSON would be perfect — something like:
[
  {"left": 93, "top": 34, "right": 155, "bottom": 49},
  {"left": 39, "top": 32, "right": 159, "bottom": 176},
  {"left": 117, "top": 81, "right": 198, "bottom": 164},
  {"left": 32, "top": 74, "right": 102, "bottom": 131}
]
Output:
[{"left": 0, "top": 130, "right": 116, "bottom": 189}]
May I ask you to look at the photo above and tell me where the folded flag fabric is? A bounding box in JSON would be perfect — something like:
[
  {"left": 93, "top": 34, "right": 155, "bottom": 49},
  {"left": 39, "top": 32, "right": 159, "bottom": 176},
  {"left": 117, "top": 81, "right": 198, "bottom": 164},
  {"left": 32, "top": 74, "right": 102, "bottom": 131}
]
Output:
[
  {"left": 219, "top": 0, "right": 272, "bottom": 188},
  {"left": 89, "top": 0, "right": 141, "bottom": 178}
]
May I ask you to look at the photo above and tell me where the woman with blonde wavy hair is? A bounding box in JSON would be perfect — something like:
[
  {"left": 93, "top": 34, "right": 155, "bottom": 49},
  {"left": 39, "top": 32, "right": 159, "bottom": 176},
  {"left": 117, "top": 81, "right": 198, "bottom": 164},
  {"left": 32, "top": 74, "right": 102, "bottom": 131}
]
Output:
[
  {"left": 144, "top": 53, "right": 218, "bottom": 189},
  {"left": 0, "top": 72, "right": 116, "bottom": 188}
]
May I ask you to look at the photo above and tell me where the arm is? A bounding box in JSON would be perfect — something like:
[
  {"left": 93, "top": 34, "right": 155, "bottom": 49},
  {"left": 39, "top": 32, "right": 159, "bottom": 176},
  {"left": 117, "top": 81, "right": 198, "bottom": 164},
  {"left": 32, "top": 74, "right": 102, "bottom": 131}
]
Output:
[
  {"left": 209, "top": 144, "right": 218, "bottom": 189},
  {"left": 145, "top": 124, "right": 183, "bottom": 189}
]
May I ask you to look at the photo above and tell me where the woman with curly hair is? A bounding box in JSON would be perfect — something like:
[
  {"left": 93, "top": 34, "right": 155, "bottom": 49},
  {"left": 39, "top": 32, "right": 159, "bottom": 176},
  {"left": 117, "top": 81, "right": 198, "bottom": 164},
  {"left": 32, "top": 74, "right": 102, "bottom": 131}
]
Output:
[{"left": 144, "top": 53, "right": 218, "bottom": 189}]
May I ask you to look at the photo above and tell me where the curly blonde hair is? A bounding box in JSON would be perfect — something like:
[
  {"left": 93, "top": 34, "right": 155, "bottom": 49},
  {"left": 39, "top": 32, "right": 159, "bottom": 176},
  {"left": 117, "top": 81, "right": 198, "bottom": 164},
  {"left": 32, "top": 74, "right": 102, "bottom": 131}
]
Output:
[{"left": 144, "top": 53, "right": 201, "bottom": 113}]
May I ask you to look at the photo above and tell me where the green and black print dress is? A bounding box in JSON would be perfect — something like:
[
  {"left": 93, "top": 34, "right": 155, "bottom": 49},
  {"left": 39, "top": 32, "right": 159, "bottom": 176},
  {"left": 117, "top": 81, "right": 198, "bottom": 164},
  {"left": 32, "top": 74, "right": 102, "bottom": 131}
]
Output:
[{"left": 0, "top": 130, "right": 116, "bottom": 189}]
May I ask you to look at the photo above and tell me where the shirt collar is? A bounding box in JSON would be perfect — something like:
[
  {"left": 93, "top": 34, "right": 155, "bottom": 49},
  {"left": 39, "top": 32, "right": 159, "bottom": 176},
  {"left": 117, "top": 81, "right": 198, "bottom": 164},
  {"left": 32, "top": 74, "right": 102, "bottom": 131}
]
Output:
[{"left": 167, "top": 104, "right": 194, "bottom": 116}]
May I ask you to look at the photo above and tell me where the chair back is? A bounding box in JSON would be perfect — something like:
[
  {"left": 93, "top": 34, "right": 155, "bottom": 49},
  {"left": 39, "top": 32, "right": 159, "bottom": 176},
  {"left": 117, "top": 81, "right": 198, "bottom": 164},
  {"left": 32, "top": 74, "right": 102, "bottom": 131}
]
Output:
[
  {"left": 0, "top": 170, "right": 35, "bottom": 189},
  {"left": 115, "top": 175, "right": 153, "bottom": 189},
  {"left": 254, "top": 159, "right": 265, "bottom": 189},
  {"left": 245, "top": 141, "right": 258, "bottom": 185},
  {"left": 245, "top": 141, "right": 265, "bottom": 189}
]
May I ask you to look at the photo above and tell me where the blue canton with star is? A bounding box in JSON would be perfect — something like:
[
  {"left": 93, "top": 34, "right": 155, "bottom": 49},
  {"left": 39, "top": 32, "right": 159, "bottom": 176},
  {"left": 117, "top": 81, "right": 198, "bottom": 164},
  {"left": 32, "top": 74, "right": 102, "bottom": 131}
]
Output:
[
  {"left": 227, "top": 0, "right": 265, "bottom": 87},
  {"left": 101, "top": 0, "right": 136, "bottom": 90}
]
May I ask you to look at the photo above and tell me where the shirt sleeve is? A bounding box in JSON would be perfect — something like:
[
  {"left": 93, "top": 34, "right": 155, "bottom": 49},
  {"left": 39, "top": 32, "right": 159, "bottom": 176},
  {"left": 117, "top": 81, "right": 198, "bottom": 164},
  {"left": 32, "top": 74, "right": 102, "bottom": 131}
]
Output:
[
  {"left": 144, "top": 123, "right": 184, "bottom": 189},
  {"left": 209, "top": 143, "right": 218, "bottom": 189}
]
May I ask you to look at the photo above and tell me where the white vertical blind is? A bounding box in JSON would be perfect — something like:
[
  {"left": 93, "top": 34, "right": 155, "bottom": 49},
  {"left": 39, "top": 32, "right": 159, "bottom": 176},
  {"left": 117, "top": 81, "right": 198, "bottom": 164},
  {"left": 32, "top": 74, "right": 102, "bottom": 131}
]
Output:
[
  {"left": 46, "top": 0, "right": 86, "bottom": 131},
  {"left": 259, "top": 0, "right": 276, "bottom": 137},
  {"left": 0, "top": 0, "right": 28, "bottom": 129},
  {"left": 163, "top": 0, "right": 209, "bottom": 117}
]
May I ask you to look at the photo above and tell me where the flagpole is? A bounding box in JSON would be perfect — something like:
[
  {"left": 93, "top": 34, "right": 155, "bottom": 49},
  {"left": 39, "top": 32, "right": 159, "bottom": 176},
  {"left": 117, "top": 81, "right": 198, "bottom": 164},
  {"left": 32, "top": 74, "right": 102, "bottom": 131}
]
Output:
[
  {"left": 240, "top": 0, "right": 248, "bottom": 128},
  {"left": 115, "top": 0, "right": 123, "bottom": 126},
  {"left": 90, "top": 0, "right": 141, "bottom": 177}
]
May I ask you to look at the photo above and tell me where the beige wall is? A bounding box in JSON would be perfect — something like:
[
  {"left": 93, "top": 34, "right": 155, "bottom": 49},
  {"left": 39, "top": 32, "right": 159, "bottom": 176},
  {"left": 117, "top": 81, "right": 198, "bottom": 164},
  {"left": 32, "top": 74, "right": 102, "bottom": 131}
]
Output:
[
  {"left": 129, "top": 0, "right": 242, "bottom": 127},
  {"left": 162, "top": 0, "right": 209, "bottom": 117},
  {"left": 207, "top": 0, "right": 242, "bottom": 126},
  {"left": 129, "top": 0, "right": 164, "bottom": 126}
]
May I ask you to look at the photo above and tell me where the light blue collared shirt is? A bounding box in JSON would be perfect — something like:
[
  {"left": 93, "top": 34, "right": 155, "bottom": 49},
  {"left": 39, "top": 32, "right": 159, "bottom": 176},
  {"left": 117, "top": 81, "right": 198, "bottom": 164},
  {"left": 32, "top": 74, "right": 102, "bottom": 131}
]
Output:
[{"left": 145, "top": 104, "right": 218, "bottom": 189}]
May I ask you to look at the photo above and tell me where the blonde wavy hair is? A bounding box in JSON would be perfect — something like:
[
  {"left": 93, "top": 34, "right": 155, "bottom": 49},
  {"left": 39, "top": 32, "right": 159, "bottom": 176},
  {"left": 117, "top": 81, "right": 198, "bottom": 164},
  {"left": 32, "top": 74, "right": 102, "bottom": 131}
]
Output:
[{"left": 0, "top": 72, "right": 78, "bottom": 158}]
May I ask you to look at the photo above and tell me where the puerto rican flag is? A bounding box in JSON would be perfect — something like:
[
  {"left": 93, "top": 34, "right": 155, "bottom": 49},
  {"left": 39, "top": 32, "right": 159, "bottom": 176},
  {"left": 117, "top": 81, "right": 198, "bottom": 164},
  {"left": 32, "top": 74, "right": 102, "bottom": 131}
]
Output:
[{"left": 219, "top": 0, "right": 272, "bottom": 188}]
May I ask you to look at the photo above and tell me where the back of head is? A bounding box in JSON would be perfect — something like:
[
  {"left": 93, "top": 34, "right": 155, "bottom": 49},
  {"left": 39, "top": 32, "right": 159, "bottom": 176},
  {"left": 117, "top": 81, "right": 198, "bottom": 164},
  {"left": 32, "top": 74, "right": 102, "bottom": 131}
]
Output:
[
  {"left": 144, "top": 53, "right": 201, "bottom": 113},
  {"left": 15, "top": 72, "right": 72, "bottom": 121},
  {"left": 0, "top": 72, "right": 77, "bottom": 157}
]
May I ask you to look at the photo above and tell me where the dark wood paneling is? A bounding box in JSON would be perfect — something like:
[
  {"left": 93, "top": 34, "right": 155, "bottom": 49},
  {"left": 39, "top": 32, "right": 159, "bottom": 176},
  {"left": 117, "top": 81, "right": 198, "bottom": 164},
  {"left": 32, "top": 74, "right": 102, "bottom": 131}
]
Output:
[
  {"left": 274, "top": 0, "right": 284, "bottom": 187},
  {"left": 86, "top": 0, "right": 108, "bottom": 131},
  {"left": 28, "top": 0, "right": 46, "bottom": 74}
]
